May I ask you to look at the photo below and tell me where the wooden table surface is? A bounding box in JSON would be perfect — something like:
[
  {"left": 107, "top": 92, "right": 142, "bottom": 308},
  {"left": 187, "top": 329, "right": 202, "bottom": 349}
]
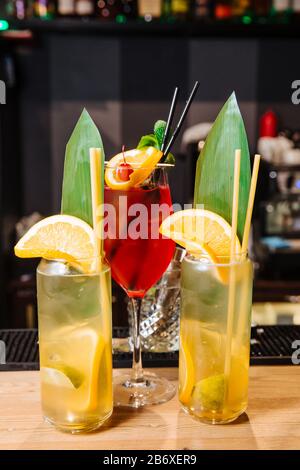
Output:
[{"left": 0, "top": 366, "right": 299, "bottom": 450}]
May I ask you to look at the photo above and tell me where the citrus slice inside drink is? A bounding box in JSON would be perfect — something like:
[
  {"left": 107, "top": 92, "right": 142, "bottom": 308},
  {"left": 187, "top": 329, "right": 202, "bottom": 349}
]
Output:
[
  {"left": 192, "top": 374, "right": 225, "bottom": 411},
  {"left": 40, "top": 367, "right": 82, "bottom": 390},
  {"left": 41, "top": 327, "right": 108, "bottom": 413},
  {"left": 14, "top": 214, "right": 97, "bottom": 273},
  {"left": 179, "top": 340, "right": 195, "bottom": 405},
  {"left": 86, "top": 334, "right": 107, "bottom": 412}
]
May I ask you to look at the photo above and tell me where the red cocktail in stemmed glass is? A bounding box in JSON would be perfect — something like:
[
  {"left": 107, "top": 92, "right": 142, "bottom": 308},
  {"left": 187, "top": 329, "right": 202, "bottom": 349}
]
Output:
[
  {"left": 104, "top": 160, "right": 176, "bottom": 407},
  {"left": 104, "top": 82, "right": 199, "bottom": 407}
]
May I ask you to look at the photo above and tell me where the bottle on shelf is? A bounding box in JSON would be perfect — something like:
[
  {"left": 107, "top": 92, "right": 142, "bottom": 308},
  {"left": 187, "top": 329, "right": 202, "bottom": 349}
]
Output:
[
  {"left": 32, "top": 0, "right": 56, "bottom": 19},
  {"left": 291, "top": 129, "right": 300, "bottom": 147},
  {"left": 214, "top": 0, "right": 233, "bottom": 20},
  {"left": 291, "top": 0, "right": 300, "bottom": 21},
  {"left": 259, "top": 109, "right": 278, "bottom": 138},
  {"left": 232, "top": 0, "right": 253, "bottom": 22},
  {"left": 0, "top": 4, "right": 5, "bottom": 18},
  {"left": 96, "top": 0, "right": 122, "bottom": 21},
  {"left": 75, "top": 0, "right": 95, "bottom": 17},
  {"left": 193, "top": 0, "right": 213, "bottom": 21},
  {"left": 163, "top": 0, "right": 172, "bottom": 19},
  {"left": 170, "top": 0, "right": 190, "bottom": 20},
  {"left": 252, "top": 0, "right": 272, "bottom": 23},
  {"left": 6, "top": 0, "right": 28, "bottom": 19},
  {"left": 137, "top": 0, "right": 162, "bottom": 21},
  {"left": 270, "top": 0, "right": 291, "bottom": 23},
  {"left": 57, "top": 0, "right": 76, "bottom": 17},
  {"left": 115, "top": 0, "right": 137, "bottom": 22}
]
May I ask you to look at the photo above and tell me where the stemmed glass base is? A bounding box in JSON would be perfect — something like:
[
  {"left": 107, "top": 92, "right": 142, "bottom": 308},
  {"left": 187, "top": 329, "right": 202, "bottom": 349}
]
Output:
[
  {"left": 114, "top": 372, "right": 176, "bottom": 408},
  {"left": 114, "top": 297, "right": 176, "bottom": 408}
]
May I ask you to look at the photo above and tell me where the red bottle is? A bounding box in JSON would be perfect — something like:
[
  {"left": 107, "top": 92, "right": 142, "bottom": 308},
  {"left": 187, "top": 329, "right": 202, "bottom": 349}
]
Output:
[
  {"left": 215, "top": 1, "right": 232, "bottom": 20},
  {"left": 259, "top": 109, "right": 278, "bottom": 137}
]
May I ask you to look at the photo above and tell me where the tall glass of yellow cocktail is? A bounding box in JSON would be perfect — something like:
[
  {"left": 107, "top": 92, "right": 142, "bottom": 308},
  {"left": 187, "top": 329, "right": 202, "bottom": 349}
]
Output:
[
  {"left": 179, "top": 253, "right": 252, "bottom": 424},
  {"left": 37, "top": 257, "right": 112, "bottom": 433}
]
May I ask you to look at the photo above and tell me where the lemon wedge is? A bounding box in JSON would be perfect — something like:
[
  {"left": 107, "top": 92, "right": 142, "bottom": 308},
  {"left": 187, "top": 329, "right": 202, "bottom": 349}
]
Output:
[{"left": 14, "top": 214, "right": 97, "bottom": 273}]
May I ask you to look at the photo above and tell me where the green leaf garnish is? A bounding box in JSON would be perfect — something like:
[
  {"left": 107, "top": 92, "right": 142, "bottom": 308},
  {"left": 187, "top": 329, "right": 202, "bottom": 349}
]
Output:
[
  {"left": 194, "top": 92, "right": 251, "bottom": 242},
  {"left": 164, "top": 152, "right": 175, "bottom": 164},
  {"left": 61, "top": 109, "right": 105, "bottom": 227},
  {"left": 137, "top": 134, "right": 158, "bottom": 150},
  {"left": 137, "top": 119, "right": 175, "bottom": 164}
]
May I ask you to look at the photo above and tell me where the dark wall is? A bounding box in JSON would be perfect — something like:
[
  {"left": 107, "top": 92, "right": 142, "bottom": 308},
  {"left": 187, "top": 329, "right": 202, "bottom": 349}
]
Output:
[
  {"left": 17, "top": 38, "right": 52, "bottom": 216},
  {"left": 0, "top": 43, "right": 23, "bottom": 323},
  {"left": 12, "top": 34, "right": 300, "bottom": 216}
]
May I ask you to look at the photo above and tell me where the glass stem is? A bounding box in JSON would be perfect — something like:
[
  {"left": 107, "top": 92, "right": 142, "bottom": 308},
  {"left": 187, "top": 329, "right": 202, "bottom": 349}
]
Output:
[{"left": 130, "top": 298, "right": 144, "bottom": 383}]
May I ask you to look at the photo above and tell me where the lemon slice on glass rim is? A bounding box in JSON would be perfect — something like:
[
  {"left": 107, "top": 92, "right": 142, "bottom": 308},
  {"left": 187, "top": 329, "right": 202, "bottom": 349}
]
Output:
[
  {"left": 14, "top": 214, "right": 98, "bottom": 273},
  {"left": 160, "top": 209, "right": 241, "bottom": 257},
  {"left": 160, "top": 209, "right": 241, "bottom": 283}
]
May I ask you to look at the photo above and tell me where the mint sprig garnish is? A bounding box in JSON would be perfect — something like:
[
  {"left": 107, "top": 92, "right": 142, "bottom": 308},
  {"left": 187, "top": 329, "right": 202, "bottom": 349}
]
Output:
[
  {"left": 137, "top": 120, "right": 175, "bottom": 164},
  {"left": 154, "top": 120, "right": 167, "bottom": 149},
  {"left": 137, "top": 134, "right": 157, "bottom": 149}
]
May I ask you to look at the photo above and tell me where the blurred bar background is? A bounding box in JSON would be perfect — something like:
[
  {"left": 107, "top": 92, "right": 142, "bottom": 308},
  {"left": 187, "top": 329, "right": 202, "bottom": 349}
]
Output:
[{"left": 1, "top": 0, "right": 300, "bottom": 329}]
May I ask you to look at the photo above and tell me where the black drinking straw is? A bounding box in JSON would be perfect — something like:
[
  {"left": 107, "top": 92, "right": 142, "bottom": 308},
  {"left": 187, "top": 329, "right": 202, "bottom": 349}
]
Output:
[
  {"left": 161, "top": 86, "right": 179, "bottom": 154},
  {"left": 163, "top": 81, "right": 200, "bottom": 158}
]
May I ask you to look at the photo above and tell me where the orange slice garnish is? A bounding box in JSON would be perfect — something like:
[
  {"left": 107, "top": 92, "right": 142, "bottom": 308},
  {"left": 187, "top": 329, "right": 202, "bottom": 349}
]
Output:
[{"left": 105, "top": 147, "right": 163, "bottom": 190}]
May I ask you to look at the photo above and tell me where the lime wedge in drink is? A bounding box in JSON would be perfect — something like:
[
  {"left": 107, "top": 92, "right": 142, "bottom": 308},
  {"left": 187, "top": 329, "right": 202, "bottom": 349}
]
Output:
[
  {"left": 193, "top": 374, "right": 225, "bottom": 411},
  {"left": 41, "top": 365, "right": 84, "bottom": 390},
  {"left": 40, "top": 327, "right": 108, "bottom": 412}
]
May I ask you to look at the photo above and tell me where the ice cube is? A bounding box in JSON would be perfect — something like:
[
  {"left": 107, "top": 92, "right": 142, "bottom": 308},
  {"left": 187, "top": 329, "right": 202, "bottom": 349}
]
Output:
[{"left": 38, "top": 259, "right": 80, "bottom": 276}]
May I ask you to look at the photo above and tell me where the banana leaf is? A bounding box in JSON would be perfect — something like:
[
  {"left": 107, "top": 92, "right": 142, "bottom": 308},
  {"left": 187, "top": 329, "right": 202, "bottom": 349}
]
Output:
[
  {"left": 194, "top": 92, "right": 251, "bottom": 242},
  {"left": 61, "top": 109, "right": 105, "bottom": 227}
]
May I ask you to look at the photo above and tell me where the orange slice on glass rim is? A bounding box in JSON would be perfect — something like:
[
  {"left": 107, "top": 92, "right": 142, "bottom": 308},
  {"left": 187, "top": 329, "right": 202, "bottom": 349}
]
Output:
[
  {"left": 14, "top": 214, "right": 97, "bottom": 273},
  {"left": 105, "top": 147, "right": 163, "bottom": 190}
]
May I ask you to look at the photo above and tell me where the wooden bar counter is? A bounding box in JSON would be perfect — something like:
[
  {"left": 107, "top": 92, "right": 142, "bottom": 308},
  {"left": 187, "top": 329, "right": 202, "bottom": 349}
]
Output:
[{"left": 0, "top": 367, "right": 299, "bottom": 450}]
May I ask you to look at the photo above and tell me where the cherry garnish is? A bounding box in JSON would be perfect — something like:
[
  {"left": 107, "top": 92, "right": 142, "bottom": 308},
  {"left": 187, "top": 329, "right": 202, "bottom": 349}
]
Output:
[{"left": 116, "top": 145, "right": 134, "bottom": 182}]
